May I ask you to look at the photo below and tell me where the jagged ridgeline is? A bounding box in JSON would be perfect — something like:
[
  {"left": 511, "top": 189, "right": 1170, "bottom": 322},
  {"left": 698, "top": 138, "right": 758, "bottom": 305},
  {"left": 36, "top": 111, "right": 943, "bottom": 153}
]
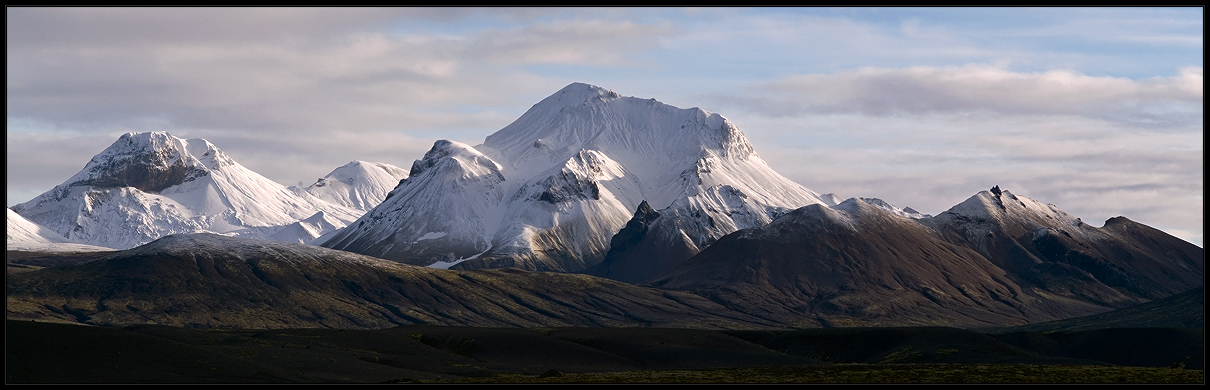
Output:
[
  {"left": 321, "top": 83, "right": 830, "bottom": 272},
  {"left": 9, "top": 133, "right": 407, "bottom": 249},
  {"left": 643, "top": 192, "right": 1203, "bottom": 328}
]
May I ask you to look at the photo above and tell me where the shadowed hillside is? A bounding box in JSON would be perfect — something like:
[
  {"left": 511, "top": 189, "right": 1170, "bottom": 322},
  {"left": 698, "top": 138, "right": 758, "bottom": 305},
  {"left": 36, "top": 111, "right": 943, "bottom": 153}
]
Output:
[{"left": 6, "top": 234, "right": 776, "bottom": 329}]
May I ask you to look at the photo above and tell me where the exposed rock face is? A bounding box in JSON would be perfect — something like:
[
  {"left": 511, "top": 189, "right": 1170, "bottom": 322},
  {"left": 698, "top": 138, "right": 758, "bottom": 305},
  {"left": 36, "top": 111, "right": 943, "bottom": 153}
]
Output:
[
  {"left": 583, "top": 201, "right": 701, "bottom": 284},
  {"left": 63, "top": 132, "right": 212, "bottom": 193},
  {"left": 76, "top": 149, "right": 205, "bottom": 193},
  {"left": 608, "top": 201, "right": 661, "bottom": 251}
]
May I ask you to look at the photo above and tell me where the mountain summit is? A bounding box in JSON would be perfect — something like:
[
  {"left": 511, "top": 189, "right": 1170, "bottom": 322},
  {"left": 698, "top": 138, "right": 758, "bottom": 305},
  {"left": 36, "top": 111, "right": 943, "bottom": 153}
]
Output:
[
  {"left": 298, "top": 160, "right": 409, "bottom": 212},
  {"left": 10, "top": 132, "right": 366, "bottom": 249},
  {"left": 323, "top": 83, "right": 829, "bottom": 271},
  {"left": 644, "top": 189, "right": 1203, "bottom": 327}
]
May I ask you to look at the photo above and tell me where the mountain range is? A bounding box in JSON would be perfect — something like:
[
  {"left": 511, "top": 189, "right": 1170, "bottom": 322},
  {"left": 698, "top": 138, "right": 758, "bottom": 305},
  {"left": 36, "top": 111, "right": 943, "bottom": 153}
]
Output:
[
  {"left": 644, "top": 192, "right": 1201, "bottom": 327},
  {"left": 9, "top": 133, "right": 407, "bottom": 249},
  {"left": 6, "top": 82, "right": 1203, "bottom": 330},
  {"left": 322, "top": 82, "right": 830, "bottom": 272}
]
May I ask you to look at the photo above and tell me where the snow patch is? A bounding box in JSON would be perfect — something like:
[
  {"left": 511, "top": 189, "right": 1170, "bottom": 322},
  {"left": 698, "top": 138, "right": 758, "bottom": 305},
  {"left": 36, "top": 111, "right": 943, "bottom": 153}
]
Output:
[
  {"left": 427, "top": 245, "right": 492, "bottom": 269},
  {"left": 415, "top": 232, "right": 447, "bottom": 242}
]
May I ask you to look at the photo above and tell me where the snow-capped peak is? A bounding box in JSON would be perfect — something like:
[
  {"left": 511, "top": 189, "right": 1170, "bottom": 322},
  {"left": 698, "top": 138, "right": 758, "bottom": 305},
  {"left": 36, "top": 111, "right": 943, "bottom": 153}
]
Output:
[
  {"left": 942, "top": 186, "right": 1081, "bottom": 227},
  {"left": 542, "top": 82, "right": 624, "bottom": 106},
  {"left": 300, "top": 160, "right": 409, "bottom": 212},
  {"left": 409, "top": 140, "right": 504, "bottom": 180},
  {"left": 477, "top": 82, "right": 778, "bottom": 210},
  {"left": 11, "top": 131, "right": 364, "bottom": 249},
  {"left": 830, "top": 197, "right": 932, "bottom": 219},
  {"left": 61, "top": 131, "right": 221, "bottom": 193},
  {"left": 324, "top": 82, "right": 828, "bottom": 272},
  {"left": 925, "top": 186, "right": 1094, "bottom": 249}
]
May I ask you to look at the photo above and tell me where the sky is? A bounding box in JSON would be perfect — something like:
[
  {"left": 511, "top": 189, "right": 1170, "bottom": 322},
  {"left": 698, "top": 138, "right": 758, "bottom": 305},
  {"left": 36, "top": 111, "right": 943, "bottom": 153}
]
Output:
[{"left": 6, "top": 7, "right": 1203, "bottom": 246}]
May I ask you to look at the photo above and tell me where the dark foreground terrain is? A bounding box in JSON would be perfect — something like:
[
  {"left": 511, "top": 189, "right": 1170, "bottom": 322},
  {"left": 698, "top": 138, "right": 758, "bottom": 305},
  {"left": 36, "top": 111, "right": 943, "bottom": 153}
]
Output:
[
  {"left": 6, "top": 320, "right": 1202, "bottom": 383},
  {"left": 438, "top": 365, "right": 1203, "bottom": 384}
]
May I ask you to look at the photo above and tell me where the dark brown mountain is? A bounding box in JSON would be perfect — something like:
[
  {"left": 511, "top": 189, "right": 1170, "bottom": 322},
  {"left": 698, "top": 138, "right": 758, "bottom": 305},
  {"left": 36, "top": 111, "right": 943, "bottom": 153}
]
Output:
[
  {"left": 924, "top": 189, "right": 1203, "bottom": 300},
  {"left": 582, "top": 200, "right": 703, "bottom": 284},
  {"left": 644, "top": 191, "right": 1203, "bottom": 328},
  {"left": 5, "top": 233, "right": 778, "bottom": 329}
]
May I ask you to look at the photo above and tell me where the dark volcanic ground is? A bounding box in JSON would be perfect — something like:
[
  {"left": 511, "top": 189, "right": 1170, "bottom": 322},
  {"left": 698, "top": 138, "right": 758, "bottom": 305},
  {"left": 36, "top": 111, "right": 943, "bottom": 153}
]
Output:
[{"left": 6, "top": 319, "right": 1202, "bottom": 383}]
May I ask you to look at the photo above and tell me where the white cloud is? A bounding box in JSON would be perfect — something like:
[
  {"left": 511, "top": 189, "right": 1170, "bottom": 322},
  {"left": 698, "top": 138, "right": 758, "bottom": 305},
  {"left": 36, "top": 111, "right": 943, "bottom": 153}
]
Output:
[
  {"left": 738, "top": 104, "right": 1202, "bottom": 247},
  {"left": 737, "top": 65, "right": 1202, "bottom": 122},
  {"left": 4, "top": 7, "right": 459, "bottom": 48},
  {"left": 723, "top": 64, "right": 1202, "bottom": 247},
  {"left": 6, "top": 9, "right": 682, "bottom": 209},
  {"left": 6, "top": 10, "right": 673, "bottom": 136},
  {"left": 468, "top": 19, "right": 675, "bottom": 65}
]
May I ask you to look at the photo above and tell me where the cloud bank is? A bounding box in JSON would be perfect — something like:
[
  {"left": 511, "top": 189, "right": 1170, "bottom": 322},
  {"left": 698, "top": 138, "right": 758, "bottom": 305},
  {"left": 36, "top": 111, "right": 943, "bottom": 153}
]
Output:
[
  {"left": 739, "top": 65, "right": 1202, "bottom": 122},
  {"left": 7, "top": 7, "right": 1202, "bottom": 246}
]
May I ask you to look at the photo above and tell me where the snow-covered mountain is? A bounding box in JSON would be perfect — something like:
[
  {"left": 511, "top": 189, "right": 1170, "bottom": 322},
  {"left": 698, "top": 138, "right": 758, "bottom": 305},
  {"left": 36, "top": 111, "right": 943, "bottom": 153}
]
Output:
[
  {"left": 9, "top": 132, "right": 368, "bottom": 249},
  {"left": 7, "top": 208, "right": 69, "bottom": 244},
  {"left": 323, "top": 82, "right": 830, "bottom": 272},
  {"left": 7, "top": 208, "right": 113, "bottom": 252},
  {"left": 854, "top": 197, "right": 932, "bottom": 219},
  {"left": 298, "top": 161, "right": 408, "bottom": 212}
]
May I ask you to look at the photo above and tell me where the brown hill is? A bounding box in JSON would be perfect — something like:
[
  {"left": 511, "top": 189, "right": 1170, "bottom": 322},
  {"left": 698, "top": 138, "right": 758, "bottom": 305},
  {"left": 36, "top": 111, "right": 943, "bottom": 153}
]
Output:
[
  {"left": 6, "top": 233, "right": 776, "bottom": 329},
  {"left": 645, "top": 192, "right": 1202, "bottom": 328}
]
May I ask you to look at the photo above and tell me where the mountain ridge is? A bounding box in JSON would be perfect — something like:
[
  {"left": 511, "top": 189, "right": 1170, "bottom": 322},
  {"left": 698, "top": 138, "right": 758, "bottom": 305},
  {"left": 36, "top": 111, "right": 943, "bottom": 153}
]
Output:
[
  {"left": 323, "top": 82, "right": 828, "bottom": 272},
  {"left": 9, "top": 132, "right": 405, "bottom": 249},
  {"left": 639, "top": 190, "right": 1202, "bottom": 328},
  {"left": 6, "top": 233, "right": 780, "bottom": 329},
  {"left": 6, "top": 83, "right": 1200, "bottom": 333}
]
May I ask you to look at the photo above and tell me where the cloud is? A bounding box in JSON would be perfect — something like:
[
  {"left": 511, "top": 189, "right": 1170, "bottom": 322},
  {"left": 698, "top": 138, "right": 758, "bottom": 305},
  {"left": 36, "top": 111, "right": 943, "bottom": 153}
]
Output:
[
  {"left": 740, "top": 107, "right": 1203, "bottom": 247},
  {"left": 6, "top": 131, "right": 120, "bottom": 206},
  {"left": 735, "top": 65, "right": 1202, "bottom": 124},
  {"left": 6, "top": 10, "right": 672, "bottom": 136},
  {"left": 5, "top": 7, "right": 460, "bottom": 48},
  {"left": 468, "top": 19, "right": 675, "bottom": 65},
  {"left": 6, "top": 8, "right": 679, "bottom": 208}
]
